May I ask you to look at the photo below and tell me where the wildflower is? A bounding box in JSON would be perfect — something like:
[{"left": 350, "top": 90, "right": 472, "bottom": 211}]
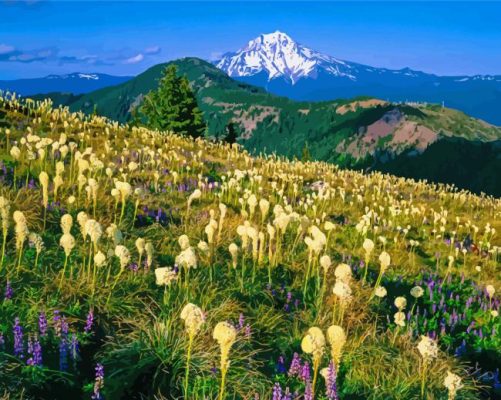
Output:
[
  {"left": 444, "top": 371, "right": 463, "bottom": 400},
  {"left": 84, "top": 310, "right": 94, "bottom": 333},
  {"left": 180, "top": 303, "right": 205, "bottom": 397},
  {"left": 61, "top": 214, "right": 73, "bottom": 233},
  {"left": 39, "top": 171, "right": 49, "bottom": 209},
  {"left": 114, "top": 245, "right": 130, "bottom": 271},
  {"left": 4, "top": 280, "right": 13, "bottom": 300},
  {"left": 92, "top": 363, "right": 105, "bottom": 400},
  {"left": 326, "top": 325, "right": 346, "bottom": 366},
  {"left": 379, "top": 251, "right": 391, "bottom": 272},
  {"left": 85, "top": 219, "right": 103, "bottom": 247},
  {"left": 362, "top": 238, "right": 374, "bottom": 255},
  {"left": 37, "top": 312, "right": 47, "bottom": 337},
  {"left": 135, "top": 237, "right": 145, "bottom": 265},
  {"left": 94, "top": 251, "right": 106, "bottom": 267},
  {"left": 320, "top": 361, "right": 338, "bottom": 400},
  {"left": 176, "top": 247, "right": 197, "bottom": 270},
  {"left": 213, "top": 321, "right": 237, "bottom": 400},
  {"left": 0, "top": 196, "right": 10, "bottom": 267},
  {"left": 332, "top": 281, "right": 352, "bottom": 305},
  {"left": 28, "top": 338, "right": 42, "bottom": 367},
  {"left": 272, "top": 382, "right": 282, "bottom": 400},
  {"left": 180, "top": 303, "right": 204, "bottom": 338},
  {"left": 486, "top": 285, "right": 495, "bottom": 298},
  {"left": 288, "top": 352, "right": 302, "bottom": 377},
  {"left": 334, "top": 263, "right": 352, "bottom": 283},
  {"left": 259, "top": 198, "right": 270, "bottom": 222},
  {"left": 320, "top": 255, "right": 332, "bottom": 275},
  {"left": 394, "top": 311, "right": 406, "bottom": 327},
  {"left": 394, "top": 296, "right": 407, "bottom": 310},
  {"left": 13, "top": 317, "right": 23, "bottom": 358},
  {"left": 301, "top": 327, "right": 325, "bottom": 393},
  {"left": 13, "top": 210, "right": 28, "bottom": 269},
  {"left": 154, "top": 267, "right": 178, "bottom": 286},
  {"left": 410, "top": 286, "right": 424, "bottom": 298},
  {"left": 145, "top": 242, "right": 154, "bottom": 270},
  {"left": 417, "top": 335, "right": 438, "bottom": 397},
  {"left": 178, "top": 234, "right": 191, "bottom": 250},
  {"left": 374, "top": 286, "right": 387, "bottom": 298}
]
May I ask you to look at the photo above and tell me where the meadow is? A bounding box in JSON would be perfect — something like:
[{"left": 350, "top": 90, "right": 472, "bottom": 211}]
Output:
[{"left": 0, "top": 92, "right": 499, "bottom": 400}]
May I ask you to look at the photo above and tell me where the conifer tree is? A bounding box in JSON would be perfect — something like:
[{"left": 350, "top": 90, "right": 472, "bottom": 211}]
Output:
[{"left": 139, "top": 65, "right": 206, "bottom": 138}]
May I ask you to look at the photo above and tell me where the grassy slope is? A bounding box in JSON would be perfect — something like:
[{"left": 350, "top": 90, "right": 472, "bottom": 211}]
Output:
[
  {"left": 0, "top": 95, "right": 499, "bottom": 400},
  {"left": 35, "top": 57, "right": 501, "bottom": 196}
]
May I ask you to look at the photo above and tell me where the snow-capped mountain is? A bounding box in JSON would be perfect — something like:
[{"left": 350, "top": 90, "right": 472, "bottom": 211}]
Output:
[
  {"left": 215, "top": 31, "right": 501, "bottom": 125},
  {"left": 216, "top": 31, "right": 357, "bottom": 84},
  {"left": 0, "top": 73, "right": 132, "bottom": 96}
]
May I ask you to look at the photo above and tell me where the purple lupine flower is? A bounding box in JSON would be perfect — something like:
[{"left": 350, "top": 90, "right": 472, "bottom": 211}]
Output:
[
  {"left": 27, "top": 336, "right": 42, "bottom": 367},
  {"left": 84, "top": 310, "right": 94, "bottom": 333},
  {"left": 288, "top": 352, "right": 302, "bottom": 377},
  {"left": 13, "top": 318, "right": 23, "bottom": 358},
  {"left": 4, "top": 281, "right": 13, "bottom": 300},
  {"left": 300, "top": 361, "right": 311, "bottom": 382},
  {"left": 282, "top": 388, "right": 292, "bottom": 400},
  {"left": 53, "top": 310, "right": 61, "bottom": 337},
  {"left": 128, "top": 263, "right": 139, "bottom": 273},
  {"left": 304, "top": 381, "right": 313, "bottom": 400},
  {"left": 32, "top": 339, "right": 42, "bottom": 366},
  {"left": 277, "top": 355, "right": 286, "bottom": 374},
  {"left": 92, "top": 363, "right": 105, "bottom": 400},
  {"left": 61, "top": 317, "right": 69, "bottom": 337},
  {"left": 238, "top": 313, "right": 245, "bottom": 330},
  {"left": 286, "top": 291, "right": 292, "bottom": 303},
  {"left": 245, "top": 324, "right": 251, "bottom": 338},
  {"left": 59, "top": 337, "right": 68, "bottom": 371},
  {"left": 38, "top": 312, "right": 48, "bottom": 337},
  {"left": 326, "top": 361, "right": 339, "bottom": 400},
  {"left": 272, "top": 383, "right": 282, "bottom": 400}
]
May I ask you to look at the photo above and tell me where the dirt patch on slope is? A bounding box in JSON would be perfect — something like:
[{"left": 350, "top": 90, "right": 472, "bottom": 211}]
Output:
[{"left": 336, "top": 99, "right": 388, "bottom": 115}]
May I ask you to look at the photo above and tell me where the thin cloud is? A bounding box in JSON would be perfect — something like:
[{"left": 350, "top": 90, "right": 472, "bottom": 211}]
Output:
[
  {"left": 123, "top": 53, "right": 144, "bottom": 65},
  {"left": 0, "top": 44, "right": 161, "bottom": 66}
]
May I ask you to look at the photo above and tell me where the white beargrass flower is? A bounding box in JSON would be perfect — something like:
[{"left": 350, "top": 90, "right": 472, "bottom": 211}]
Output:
[
  {"left": 326, "top": 325, "right": 346, "bottom": 365},
  {"left": 114, "top": 245, "right": 130, "bottom": 271},
  {"left": 155, "top": 267, "right": 177, "bottom": 286},
  {"left": 444, "top": 371, "right": 463, "bottom": 400},
  {"left": 410, "top": 286, "right": 424, "bottom": 298},
  {"left": 334, "top": 263, "right": 352, "bottom": 283},
  {"left": 60, "top": 233, "right": 75, "bottom": 257},
  {"left": 394, "top": 296, "right": 407, "bottom": 310},
  {"left": 374, "top": 286, "right": 387, "bottom": 298}
]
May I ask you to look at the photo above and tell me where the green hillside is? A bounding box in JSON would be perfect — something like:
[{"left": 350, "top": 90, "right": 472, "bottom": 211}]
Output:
[{"left": 36, "top": 57, "right": 501, "bottom": 196}]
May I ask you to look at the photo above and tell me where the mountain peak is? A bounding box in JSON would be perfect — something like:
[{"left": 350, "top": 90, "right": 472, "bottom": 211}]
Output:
[
  {"left": 216, "top": 31, "right": 355, "bottom": 84},
  {"left": 243, "top": 31, "right": 294, "bottom": 51}
]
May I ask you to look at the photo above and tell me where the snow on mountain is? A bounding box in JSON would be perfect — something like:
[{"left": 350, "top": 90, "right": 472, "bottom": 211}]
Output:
[{"left": 216, "top": 31, "right": 357, "bottom": 84}]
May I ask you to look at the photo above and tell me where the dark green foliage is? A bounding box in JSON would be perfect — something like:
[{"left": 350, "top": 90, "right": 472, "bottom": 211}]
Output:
[
  {"left": 35, "top": 58, "right": 501, "bottom": 196},
  {"left": 138, "top": 65, "right": 206, "bottom": 138}
]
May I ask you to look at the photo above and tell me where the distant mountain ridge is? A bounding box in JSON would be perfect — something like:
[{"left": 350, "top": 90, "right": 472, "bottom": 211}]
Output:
[
  {"left": 215, "top": 31, "right": 501, "bottom": 125},
  {"left": 34, "top": 57, "right": 501, "bottom": 196},
  {"left": 0, "top": 73, "right": 132, "bottom": 96}
]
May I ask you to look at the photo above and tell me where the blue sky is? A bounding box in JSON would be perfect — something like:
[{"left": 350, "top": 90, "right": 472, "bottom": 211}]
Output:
[{"left": 0, "top": 1, "right": 500, "bottom": 79}]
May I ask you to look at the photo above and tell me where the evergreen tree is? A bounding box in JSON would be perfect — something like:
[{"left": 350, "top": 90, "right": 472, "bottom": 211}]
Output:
[
  {"left": 225, "top": 122, "right": 239, "bottom": 144},
  {"left": 301, "top": 142, "right": 311, "bottom": 162},
  {"left": 139, "top": 65, "right": 206, "bottom": 138}
]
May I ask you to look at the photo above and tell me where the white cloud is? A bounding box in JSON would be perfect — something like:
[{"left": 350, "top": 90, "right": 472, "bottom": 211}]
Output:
[
  {"left": 0, "top": 44, "right": 15, "bottom": 55},
  {"left": 123, "top": 53, "right": 144, "bottom": 64}
]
